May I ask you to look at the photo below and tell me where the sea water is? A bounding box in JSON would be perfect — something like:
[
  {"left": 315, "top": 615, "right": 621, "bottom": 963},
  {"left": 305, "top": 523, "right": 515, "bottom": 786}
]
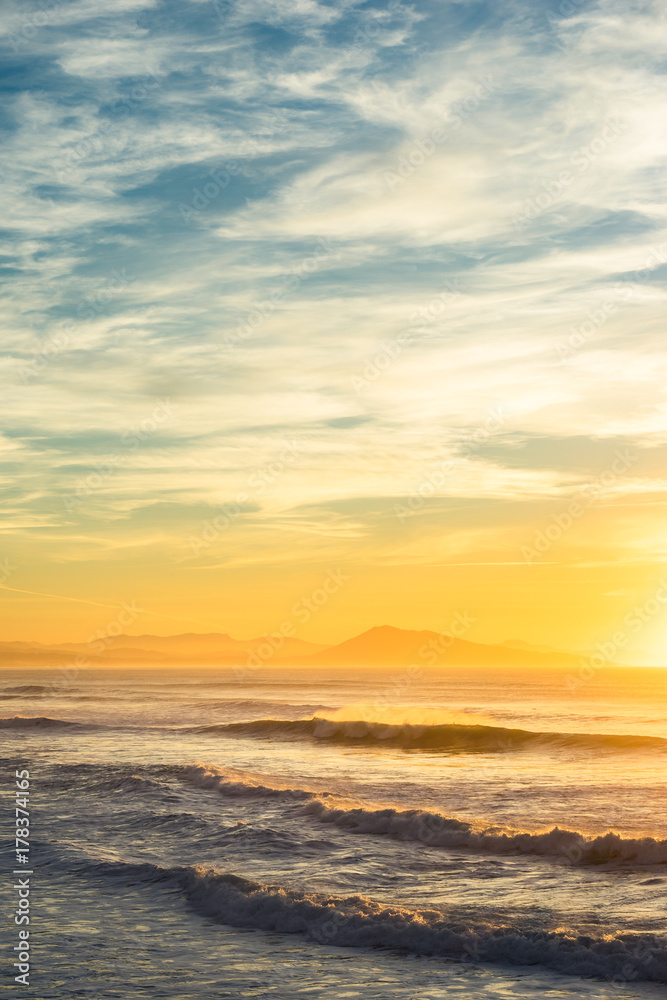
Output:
[{"left": 1, "top": 662, "right": 666, "bottom": 998}]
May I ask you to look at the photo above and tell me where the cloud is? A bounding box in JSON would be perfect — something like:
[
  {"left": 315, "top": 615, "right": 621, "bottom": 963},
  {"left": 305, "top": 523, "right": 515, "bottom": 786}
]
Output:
[{"left": 2, "top": 0, "right": 667, "bottom": 641}]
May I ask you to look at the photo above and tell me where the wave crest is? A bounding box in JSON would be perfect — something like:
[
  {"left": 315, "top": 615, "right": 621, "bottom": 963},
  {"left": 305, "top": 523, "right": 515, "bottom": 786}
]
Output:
[
  {"left": 183, "top": 763, "right": 329, "bottom": 800},
  {"left": 73, "top": 857, "right": 667, "bottom": 982},
  {"left": 0, "top": 715, "right": 84, "bottom": 729},
  {"left": 183, "top": 764, "right": 667, "bottom": 866},
  {"left": 182, "top": 864, "right": 667, "bottom": 982},
  {"left": 191, "top": 716, "right": 667, "bottom": 753},
  {"left": 0, "top": 685, "right": 49, "bottom": 698},
  {"left": 305, "top": 799, "right": 667, "bottom": 866}
]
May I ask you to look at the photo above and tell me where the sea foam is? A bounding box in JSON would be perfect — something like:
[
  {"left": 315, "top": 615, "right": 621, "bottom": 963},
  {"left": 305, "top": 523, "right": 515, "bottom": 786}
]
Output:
[
  {"left": 181, "top": 864, "right": 667, "bottom": 982},
  {"left": 184, "top": 763, "right": 667, "bottom": 866}
]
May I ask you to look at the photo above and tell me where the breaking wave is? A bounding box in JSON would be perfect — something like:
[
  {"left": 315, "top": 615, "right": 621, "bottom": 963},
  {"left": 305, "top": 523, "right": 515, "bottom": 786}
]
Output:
[
  {"left": 191, "top": 715, "right": 667, "bottom": 753},
  {"left": 80, "top": 857, "right": 667, "bottom": 982},
  {"left": 183, "top": 763, "right": 667, "bottom": 866},
  {"left": 182, "top": 762, "right": 330, "bottom": 800},
  {"left": 303, "top": 799, "right": 667, "bottom": 866}
]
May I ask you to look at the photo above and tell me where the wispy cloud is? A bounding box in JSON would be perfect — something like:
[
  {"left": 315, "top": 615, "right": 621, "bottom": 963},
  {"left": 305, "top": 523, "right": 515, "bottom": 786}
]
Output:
[{"left": 2, "top": 0, "right": 667, "bottom": 642}]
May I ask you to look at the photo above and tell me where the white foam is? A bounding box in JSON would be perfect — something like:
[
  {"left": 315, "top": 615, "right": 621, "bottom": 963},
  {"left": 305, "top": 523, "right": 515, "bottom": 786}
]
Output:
[
  {"left": 182, "top": 864, "right": 667, "bottom": 982},
  {"left": 183, "top": 763, "right": 667, "bottom": 866}
]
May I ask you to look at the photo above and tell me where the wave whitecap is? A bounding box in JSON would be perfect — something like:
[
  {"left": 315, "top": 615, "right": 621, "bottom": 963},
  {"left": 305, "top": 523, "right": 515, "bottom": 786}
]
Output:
[
  {"left": 184, "top": 865, "right": 667, "bottom": 981},
  {"left": 304, "top": 799, "right": 667, "bottom": 866},
  {"left": 192, "top": 716, "right": 667, "bottom": 753},
  {"left": 183, "top": 763, "right": 322, "bottom": 800},
  {"left": 184, "top": 764, "right": 667, "bottom": 866},
  {"left": 86, "top": 858, "right": 666, "bottom": 982}
]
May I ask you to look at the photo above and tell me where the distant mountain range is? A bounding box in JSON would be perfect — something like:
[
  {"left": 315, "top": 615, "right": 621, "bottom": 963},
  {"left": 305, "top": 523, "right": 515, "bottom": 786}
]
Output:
[
  {"left": 0, "top": 625, "right": 640, "bottom": 669},
  {"left": 0, "top": 632, "right": 325, "bottom": 665},
  {"left": 293, "top": 626, "right": 587, "bottom": 669}
]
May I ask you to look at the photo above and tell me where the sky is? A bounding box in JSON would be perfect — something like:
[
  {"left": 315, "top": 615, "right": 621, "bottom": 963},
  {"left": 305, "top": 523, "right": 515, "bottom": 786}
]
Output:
[{"left": 1, "top": 0, "right": 667, "bottom": 656}]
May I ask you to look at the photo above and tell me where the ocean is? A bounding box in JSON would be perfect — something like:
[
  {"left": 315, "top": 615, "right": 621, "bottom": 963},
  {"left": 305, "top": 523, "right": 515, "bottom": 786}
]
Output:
[{"left": 2, "top": 661, "right": 667, "bottom": 998}]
